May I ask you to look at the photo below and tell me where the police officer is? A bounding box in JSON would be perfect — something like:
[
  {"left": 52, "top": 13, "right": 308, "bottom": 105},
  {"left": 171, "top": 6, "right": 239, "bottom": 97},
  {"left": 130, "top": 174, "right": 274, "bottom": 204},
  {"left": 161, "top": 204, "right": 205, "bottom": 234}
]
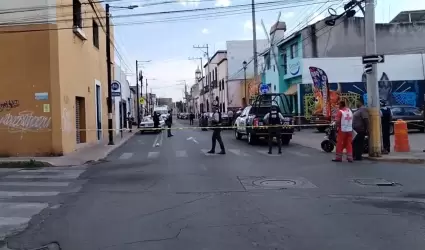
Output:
[
  {"left": 380, "top": 99, "right": 392, "bottom": 154},
  {"left": 207, "top": 104, "right": 225, "bottom": 154},
  {"left": 166, "top": 109, "right": 173, "bottom": 137},
  {"left": 263, "top": 105, "right": 284, "bottom": 154}
]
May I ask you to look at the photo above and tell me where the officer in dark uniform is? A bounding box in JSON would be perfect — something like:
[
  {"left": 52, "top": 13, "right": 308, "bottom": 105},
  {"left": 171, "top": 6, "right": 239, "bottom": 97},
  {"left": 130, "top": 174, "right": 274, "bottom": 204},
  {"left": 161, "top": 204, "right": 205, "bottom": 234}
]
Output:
[
  {"left": 166, "top": 110, "right": 173, "bottom": 137},
  {"left": 263, "top": 105, "right": 284, "bottom": 154},
  {"left": 380, "top": 99, "right": 392, "bottom": 154},
  {"left": 207, "top": 104, "right": 225, "bottom": 154}
]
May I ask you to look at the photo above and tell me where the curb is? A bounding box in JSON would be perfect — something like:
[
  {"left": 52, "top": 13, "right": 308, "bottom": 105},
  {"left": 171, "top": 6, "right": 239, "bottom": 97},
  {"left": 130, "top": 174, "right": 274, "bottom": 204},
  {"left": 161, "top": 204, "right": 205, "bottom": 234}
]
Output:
[
  {"left": 0, "top": 160, "right": 53, "bottom": 169},
  {"left": 364, "top": 156, "right": 425, "bottom": 164}
]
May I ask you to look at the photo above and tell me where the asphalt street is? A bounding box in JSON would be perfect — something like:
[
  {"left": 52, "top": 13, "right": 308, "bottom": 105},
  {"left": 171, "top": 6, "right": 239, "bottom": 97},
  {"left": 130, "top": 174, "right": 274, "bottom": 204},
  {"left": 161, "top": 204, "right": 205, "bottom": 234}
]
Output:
[{"left": 3, "top": 118, "right": 425, "bottom": 250}]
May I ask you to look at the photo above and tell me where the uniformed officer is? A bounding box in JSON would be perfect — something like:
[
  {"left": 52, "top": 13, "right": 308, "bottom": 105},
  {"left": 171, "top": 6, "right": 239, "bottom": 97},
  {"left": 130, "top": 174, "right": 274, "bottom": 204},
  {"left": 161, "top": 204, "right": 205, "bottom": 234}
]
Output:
[
  {"left": 207, "top": 105, "right": 225, "bottom": 154},
  {"left": 380, "top": 99, "right": 392, "bottom": 154},
  {"left": 263, "top": 105, "right": 284, "bottom": 154}
]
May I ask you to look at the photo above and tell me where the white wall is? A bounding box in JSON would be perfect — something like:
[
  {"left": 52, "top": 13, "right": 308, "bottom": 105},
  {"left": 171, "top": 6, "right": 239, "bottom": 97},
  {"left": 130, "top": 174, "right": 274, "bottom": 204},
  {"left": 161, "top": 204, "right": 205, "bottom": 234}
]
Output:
[
  {"left": 227, "top": 79, "right": 243, "bottom": 108},
  {"left": 302, "top": 53, "right": 425, "bottom": 83},
  {"left": 227, "top": 40, "right": 268, "bottom": 80},
  {"left": 113, "top": 65, "right": 131, "bottom": 135},
  {"left": 217, "top": 59, "right": 228, "bottom": 112},
  {"left": 0, "top": 0, "right": 57, "bottom": 24}
]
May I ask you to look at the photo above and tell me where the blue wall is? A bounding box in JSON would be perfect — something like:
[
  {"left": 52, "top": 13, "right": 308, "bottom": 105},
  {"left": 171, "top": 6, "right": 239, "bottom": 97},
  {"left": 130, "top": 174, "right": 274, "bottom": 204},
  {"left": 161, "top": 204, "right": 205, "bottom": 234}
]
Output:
[
  {"left": 299, "top": 79, "right": 425, "bottom": 118},
  {"left": 278, "top": 34, "right": 303, "bottom": 92}
]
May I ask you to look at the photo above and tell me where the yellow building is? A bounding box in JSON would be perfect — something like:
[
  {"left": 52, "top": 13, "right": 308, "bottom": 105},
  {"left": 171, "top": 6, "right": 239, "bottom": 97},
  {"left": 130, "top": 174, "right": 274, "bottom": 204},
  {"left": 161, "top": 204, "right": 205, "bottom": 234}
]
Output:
[{"left": 0, "top": 1, "right": 113, "bottom": 156}]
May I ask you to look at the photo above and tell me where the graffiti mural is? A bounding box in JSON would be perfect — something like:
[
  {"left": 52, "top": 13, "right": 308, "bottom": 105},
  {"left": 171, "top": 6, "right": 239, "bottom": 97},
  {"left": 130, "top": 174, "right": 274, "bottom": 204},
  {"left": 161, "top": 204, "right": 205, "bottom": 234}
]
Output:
[
  {"left": 0, "top": 100, "right": 19, "bottom": 112},
  {"left": 301, "top": 68, "right": 425, "bottom": 119}
]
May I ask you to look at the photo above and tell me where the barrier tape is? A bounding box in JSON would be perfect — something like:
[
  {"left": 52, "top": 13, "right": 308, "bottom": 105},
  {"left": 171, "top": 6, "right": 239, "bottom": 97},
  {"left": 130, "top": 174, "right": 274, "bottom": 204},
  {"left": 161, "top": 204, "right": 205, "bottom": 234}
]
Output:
[{"left": 0, "top": 120, "right": 423, "bottom": 132}]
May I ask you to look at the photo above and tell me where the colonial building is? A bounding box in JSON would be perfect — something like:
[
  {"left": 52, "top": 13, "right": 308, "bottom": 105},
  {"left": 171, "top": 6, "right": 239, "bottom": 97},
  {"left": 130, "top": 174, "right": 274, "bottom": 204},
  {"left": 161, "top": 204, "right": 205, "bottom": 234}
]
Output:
[{"left": 0, "top": 0, "right": 113, "bottom": 156}]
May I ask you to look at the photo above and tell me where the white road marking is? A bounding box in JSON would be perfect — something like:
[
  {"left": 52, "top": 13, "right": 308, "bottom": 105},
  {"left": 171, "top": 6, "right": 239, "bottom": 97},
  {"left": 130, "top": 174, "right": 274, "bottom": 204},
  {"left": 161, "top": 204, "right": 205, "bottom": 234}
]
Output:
[
  {"left": 256, "top": 150, "right": 281, "bottom": 156},
  {"left": 176, "top": 150, "right": 188, "bottom": 158},
  {"left": 187, "top": 137, "right": 199, "bottom": 144},
  {"left": 152, "top": 132, "right": 161, "bottom": 147},
  {"left": 287, "top": 150, "right": 310, "bottom": 157},
  {"left": 0, "top": 202, "right": 49, "bottom": 218},
  {"left": 18, "top": 169, "right": 85, "bottom": 174},
  {"left": 4, "top": 175, "right": 80, "bottom": 180},
  {"left": 119, "top": 153, "right": 133, "bottom": 160},
  {"left": 228, "top": 149, "right": 250, "bottom": 156},
  {"left": 0, "top": 182, "right": 70, "bottom": 187},
  {"left": 147, "top": 152, "right": 160, "bottom": 159},
  {"left": 158, "top": 130, "right": 164, "bottom": 146},
  {"left": 0, "top": 191, "right": 60, "bottom": 197}
]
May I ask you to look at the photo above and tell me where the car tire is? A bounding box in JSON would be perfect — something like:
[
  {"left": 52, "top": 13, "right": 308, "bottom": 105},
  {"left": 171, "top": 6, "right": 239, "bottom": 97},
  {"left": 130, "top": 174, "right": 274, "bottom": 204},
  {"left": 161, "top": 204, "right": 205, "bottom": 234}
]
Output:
[
  {"left": 235, "top": 130, "right": 242, "bottom": 140},
  {"left": 247, "top": 132, "right": 257, "bottom": 145}
]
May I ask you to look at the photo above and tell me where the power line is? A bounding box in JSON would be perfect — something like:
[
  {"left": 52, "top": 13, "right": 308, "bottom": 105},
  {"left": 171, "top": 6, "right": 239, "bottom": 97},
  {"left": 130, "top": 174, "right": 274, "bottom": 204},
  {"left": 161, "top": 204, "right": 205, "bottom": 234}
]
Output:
[
  {"left": 0, "top": 0, "right": 334, "bottom": 26},
  {"left": 226, "top": 5, "right": 352, "bottom": 80},
  {"left": 0, "top": 0, "right": 338, "bottom": 34}
]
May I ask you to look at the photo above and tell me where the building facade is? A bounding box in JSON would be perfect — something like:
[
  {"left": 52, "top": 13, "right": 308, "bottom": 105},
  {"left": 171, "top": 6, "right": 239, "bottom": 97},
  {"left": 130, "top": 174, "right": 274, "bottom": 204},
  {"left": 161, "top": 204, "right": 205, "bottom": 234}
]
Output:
[
  {"left": 113, "top": 66, "right": 131, "bottom": 134},
  {"left": 0, "top": 0, "right": 112, "bottom": 156}
]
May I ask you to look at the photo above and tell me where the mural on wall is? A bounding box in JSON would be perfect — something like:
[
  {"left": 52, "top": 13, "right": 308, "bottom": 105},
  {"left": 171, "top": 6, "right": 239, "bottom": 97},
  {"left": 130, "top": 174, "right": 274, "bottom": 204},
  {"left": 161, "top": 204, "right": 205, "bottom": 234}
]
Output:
[{"left": 301, "top": 67, "right": 425, "bottom": 118}]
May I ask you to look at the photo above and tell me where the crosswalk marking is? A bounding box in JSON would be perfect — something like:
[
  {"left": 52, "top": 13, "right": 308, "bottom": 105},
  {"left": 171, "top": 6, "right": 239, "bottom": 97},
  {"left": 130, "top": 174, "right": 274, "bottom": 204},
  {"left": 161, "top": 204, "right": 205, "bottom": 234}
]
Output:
[
  {"left": 147, "top": 152, "right": 160, "bottom": 159},
  {"left": 286, "top": 150, "right": 310, "bottom": 157},
  {"left": 4, "top": 175, "right": 80, "bottom": 180},
  {"left": 176, "top": 150, "right": 188, "bottom": 157},
  {"left": 0, "top": 182, "right": 70, "bottom": 187},
  {"left": 119, "top": 153, "right": 133, "bottom": 160},
  {"left": 228, "top": 149, "right": 250, "bottom": 156},
  {"left": 256, "top": 150, "right": 281, "bottom": 156},
  {"left": 0, "top": 191, "right": 60, "bottom": 197}
]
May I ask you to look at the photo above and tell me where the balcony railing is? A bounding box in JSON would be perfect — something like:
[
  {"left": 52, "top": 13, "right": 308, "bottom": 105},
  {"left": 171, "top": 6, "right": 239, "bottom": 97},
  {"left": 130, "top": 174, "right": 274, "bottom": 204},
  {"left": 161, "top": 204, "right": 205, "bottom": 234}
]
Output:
[{"left": 211, "top": 80, "right": 218, "bottom": 88}]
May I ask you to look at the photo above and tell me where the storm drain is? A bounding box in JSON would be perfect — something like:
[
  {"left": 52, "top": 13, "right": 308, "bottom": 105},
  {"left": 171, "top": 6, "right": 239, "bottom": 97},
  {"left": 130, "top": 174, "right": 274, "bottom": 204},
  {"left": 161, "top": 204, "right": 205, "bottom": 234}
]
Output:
[
  {"left": 238, "top": 176, "right": 317, "bottom": 190},
  {"left": 353, "top": 178, "right": 399, "bottom": 187}
]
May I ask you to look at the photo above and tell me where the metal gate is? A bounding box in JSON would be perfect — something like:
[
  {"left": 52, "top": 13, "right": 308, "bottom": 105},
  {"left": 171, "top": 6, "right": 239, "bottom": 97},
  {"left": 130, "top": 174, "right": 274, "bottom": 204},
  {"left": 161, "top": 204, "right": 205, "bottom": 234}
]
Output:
[{"left": 75, "top": 98, "right": 81, "bottom": 143}]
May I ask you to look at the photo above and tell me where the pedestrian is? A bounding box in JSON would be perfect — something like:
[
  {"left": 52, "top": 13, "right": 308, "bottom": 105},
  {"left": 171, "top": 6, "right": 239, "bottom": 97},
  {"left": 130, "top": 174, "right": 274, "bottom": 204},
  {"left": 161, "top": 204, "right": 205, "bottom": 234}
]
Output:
[
  {"left": 352, "top": 99, "right": 369, "bottom": 161},
  {"left": 207, "top": 105, "right": 225, "bottom": 154},
  {"left": 263, "top": 105, "right": 284, "bottom": 154},
  {"left": 127, "top": 112, "right": 134, "bottom": 133},
  {"left": 166, "top": 110, "right": 173, "bottom": 137},
  {"left": 189, "top": 112, "right": 195, "bottom": 125},
  {"left": 153, "top": 111, "right": 160, "bottom": 134},
  {"left": 380, "top": 99, "right": 392, "bottom": 154},
  {"left": 332, "top": 100, "right": 354, "bottom": 162}
]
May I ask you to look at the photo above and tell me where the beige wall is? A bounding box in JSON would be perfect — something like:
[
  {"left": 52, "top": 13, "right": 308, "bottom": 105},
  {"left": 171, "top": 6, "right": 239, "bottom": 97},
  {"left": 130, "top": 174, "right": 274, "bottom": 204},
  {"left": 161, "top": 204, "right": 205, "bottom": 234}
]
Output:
[
  {"left": 0, "top": 1, "right": 113, "bottom": 156},
  {"left": 0, "top": 24, "right": 60, "bottom": 156},
  {"left": 56, "top": 0, "right": 113, "bottom": 154}
]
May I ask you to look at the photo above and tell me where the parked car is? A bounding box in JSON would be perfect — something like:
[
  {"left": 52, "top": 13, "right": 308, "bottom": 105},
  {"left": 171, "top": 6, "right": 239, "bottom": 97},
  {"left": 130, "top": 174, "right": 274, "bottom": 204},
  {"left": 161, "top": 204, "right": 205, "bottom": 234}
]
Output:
[
  {"left": 140, "top": 115, "right": 165, "bottom": 133},
  {"left": 389, "top": 105, "right": 424, "bottom": 134}
]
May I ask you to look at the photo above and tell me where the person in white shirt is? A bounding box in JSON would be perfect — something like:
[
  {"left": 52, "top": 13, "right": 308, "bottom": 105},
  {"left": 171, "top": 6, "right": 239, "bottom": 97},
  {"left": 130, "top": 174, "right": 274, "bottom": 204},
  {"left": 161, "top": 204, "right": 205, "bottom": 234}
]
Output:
[{"left": 332, "top": 100, "right": 354, "bottom": 162}]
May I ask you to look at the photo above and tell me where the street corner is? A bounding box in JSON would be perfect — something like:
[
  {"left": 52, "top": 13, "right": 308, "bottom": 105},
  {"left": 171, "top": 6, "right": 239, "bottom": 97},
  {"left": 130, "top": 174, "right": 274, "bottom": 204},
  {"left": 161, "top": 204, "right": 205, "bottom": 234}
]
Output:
[{"left": 364, "top": 155, "right": 425, "bottom": 165}]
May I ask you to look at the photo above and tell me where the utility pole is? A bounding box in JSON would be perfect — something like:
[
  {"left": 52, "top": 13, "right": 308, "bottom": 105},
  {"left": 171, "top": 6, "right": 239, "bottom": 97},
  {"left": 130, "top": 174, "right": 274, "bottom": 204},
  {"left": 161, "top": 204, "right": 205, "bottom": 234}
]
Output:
[
  {"left": 365, "top": 0, "right": 381, "bottom": 157},
  {"left": 251, "top": 0, "right": 259, "bottom": 79},
  {"left": 189, "top": 56, "right": 204, "bottom": 112},
  {"left": 136, "top": 61, "right": 140, "bottom": 128},
  {"left": 193, "top": 45, "right": 212, "bottom": 111},
  {"left": 105, "top": 4, "right": 114, "bottom": 145},
  {"left": 145, "top": 78, "right": 148, "bottom": 115}
]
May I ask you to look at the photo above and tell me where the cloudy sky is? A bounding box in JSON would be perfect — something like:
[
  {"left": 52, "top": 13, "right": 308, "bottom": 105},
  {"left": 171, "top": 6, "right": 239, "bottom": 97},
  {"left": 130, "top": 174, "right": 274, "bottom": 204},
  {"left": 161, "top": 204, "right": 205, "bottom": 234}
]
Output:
[{"left": 109, "top": 0, "right": 425, "bottom": 101}]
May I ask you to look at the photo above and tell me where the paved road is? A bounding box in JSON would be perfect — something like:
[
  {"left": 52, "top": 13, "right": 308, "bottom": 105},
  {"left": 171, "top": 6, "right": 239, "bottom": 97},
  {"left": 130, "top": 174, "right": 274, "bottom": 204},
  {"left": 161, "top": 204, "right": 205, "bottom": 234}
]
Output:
[{"left": 3, "top": 119, "right": 425, "bottom": 250}]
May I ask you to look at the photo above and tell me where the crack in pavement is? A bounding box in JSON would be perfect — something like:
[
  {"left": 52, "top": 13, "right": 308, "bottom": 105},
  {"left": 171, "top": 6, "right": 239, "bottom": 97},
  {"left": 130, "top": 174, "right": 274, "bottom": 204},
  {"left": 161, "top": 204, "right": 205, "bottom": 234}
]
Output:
[{"left": 100, "top": 226, "right": 187, "bottom": 249}]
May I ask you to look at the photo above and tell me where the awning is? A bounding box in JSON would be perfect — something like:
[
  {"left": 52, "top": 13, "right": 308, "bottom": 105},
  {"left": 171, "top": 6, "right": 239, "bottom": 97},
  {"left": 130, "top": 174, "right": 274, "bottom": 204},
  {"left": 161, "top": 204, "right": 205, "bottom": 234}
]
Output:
[{"left": 284, "top": 84, "right": 298, "bottom": 95}]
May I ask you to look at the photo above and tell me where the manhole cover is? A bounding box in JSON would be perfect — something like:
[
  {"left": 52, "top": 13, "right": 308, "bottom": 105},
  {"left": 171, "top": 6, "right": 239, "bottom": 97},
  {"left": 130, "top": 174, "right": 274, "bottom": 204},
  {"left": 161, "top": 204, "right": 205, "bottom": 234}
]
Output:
[
  {"left": 258, "top": 180, "right": 297, "bottom": 187},
  {"left": 354, "top": 178, "right": 397, "bottom": 186}
]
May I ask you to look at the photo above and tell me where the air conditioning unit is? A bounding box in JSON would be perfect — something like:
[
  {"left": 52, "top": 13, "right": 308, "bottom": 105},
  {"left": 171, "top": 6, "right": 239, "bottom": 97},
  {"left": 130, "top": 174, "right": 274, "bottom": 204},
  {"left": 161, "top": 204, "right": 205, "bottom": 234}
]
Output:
[{"left": 73, "top": 26, "right": 87, "bottom": 40}]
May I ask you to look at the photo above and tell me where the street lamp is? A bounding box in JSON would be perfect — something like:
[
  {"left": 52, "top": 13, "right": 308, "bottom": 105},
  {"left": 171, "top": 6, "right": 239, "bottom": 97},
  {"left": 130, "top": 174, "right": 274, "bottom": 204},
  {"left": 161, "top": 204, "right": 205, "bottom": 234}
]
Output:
[
  {"left": 242, "top": 60, "right": 247, "bottom": 106},
  {"left": 106, "top": 3, "right": 138, "bottom": 145}
]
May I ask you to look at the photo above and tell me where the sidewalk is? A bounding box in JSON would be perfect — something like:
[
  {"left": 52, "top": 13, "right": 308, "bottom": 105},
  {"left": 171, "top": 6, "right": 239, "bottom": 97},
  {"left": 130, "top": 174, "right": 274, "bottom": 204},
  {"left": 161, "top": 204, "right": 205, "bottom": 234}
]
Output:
[
  {"left": 0, "top": 132, "right": 135, "bottom": 167},
  {"left": 292, "top": 129, "right": 425, "bottom": 164}
]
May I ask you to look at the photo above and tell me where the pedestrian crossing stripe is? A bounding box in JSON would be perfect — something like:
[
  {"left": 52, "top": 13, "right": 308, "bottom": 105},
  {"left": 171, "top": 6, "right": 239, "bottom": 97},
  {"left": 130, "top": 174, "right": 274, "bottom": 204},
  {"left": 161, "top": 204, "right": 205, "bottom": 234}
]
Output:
[{"left": 119, "top": 149, "right": 311, "bottom": 159}]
